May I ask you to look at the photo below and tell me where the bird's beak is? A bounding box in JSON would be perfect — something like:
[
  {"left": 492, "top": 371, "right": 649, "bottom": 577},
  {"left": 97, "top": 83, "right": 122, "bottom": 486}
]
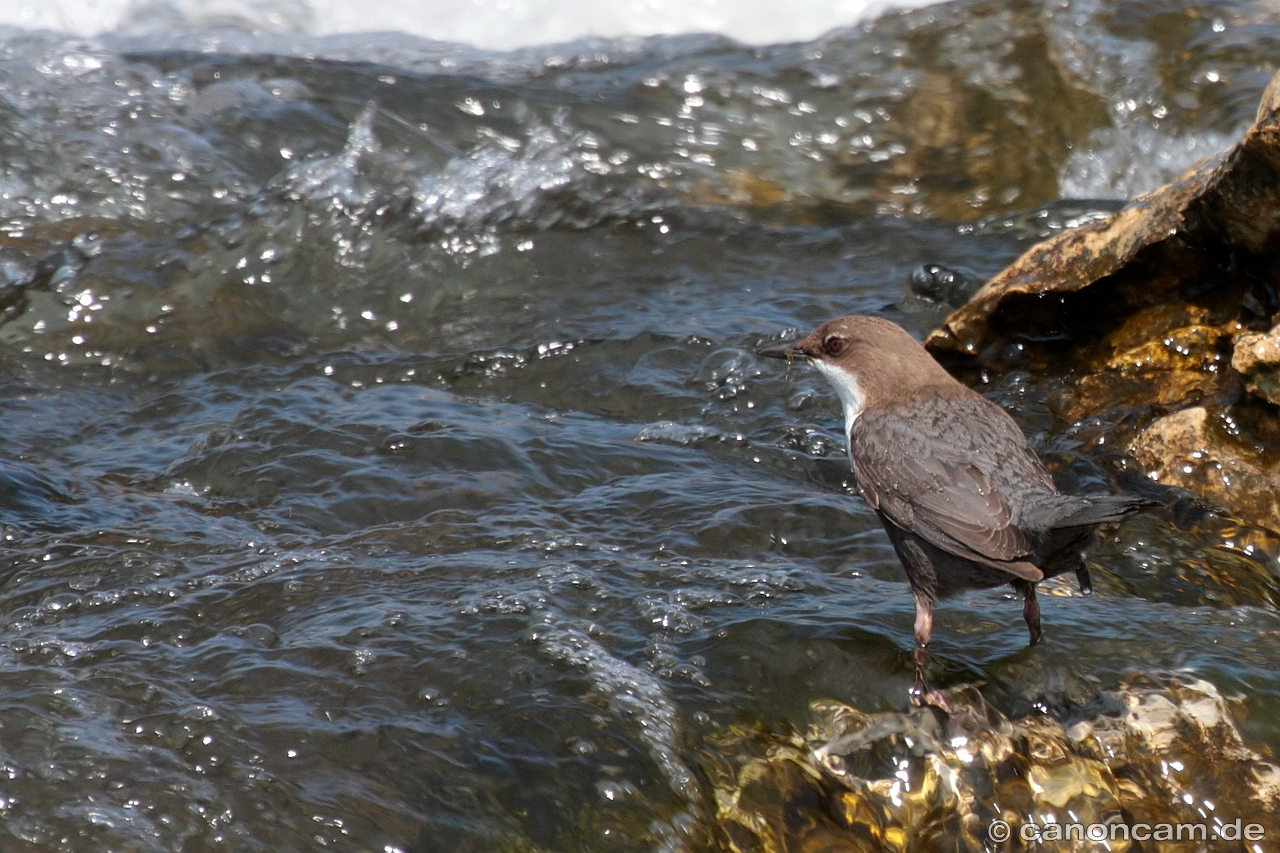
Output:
[{"left": 756, "top": 340, "right": 805, "bottom": 361}]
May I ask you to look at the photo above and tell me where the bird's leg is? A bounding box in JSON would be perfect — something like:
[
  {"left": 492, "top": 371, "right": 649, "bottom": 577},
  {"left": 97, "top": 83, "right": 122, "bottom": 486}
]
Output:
[
  {"left": 1017, "top": 580, "right": 1043, "bottom": 646},
  {"left": 910, "top": 592, "right": 933, "bottom": 700},
  {"left": 1075, "top": 556, "right": 1093, "bottom": 596}
]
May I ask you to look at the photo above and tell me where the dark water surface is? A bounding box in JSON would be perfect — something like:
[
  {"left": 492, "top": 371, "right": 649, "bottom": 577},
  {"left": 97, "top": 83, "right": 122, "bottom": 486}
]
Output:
[{"left": 2, "top": 1, "right": 1280, "bottom": 850}]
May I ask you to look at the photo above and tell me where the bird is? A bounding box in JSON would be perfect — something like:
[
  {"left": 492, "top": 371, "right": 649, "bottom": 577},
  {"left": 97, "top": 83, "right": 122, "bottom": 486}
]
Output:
[{"left": 758, "top": 314, "right": 1158, "bottom": 698}]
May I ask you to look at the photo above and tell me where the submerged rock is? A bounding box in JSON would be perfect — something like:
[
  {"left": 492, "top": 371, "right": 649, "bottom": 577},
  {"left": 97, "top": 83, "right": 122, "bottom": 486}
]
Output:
[
  {"left": 923, "top": 70, "right": 1280, "bottom": 535},
  {"left": 710, "top": 675, "right": 1280, "bottom": 852}
]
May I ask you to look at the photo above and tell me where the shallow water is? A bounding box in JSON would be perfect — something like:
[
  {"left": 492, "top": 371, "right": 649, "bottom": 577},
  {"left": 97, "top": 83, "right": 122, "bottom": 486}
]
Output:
[{"left": 1, "top": 1, "right": 1279, "bottom": 850}]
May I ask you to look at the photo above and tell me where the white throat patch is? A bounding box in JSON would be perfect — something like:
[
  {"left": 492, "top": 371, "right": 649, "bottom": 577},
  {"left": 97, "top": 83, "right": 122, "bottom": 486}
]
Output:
[{"left": 812, "top": 359, "right": 866, "bottom": 438}]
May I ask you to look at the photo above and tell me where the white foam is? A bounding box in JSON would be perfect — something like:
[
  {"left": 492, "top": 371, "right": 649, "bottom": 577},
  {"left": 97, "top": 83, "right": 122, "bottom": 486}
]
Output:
[
  {"left": 1044, "top": 0, "right": 1249, "bottom": 200},
  {"left": 1059, "top": 125, "right": 1237, "bottom": 201},
  {"left": 1, "top": 0, "right": 943, "bottom": 50}
]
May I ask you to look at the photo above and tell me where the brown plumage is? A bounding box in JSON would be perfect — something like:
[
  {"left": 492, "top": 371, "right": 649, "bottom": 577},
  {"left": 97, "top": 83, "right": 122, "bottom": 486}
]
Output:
[{"left": 760, "top": 315, "right": 1157, "bottom": 697}]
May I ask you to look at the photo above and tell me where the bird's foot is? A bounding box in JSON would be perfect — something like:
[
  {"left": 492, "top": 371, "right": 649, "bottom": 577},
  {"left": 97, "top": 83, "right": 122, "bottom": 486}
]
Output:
[
  {"left": 909, "top": 658, "right": 951, "bottom": 712},
  {"left": 909, "top": 685, "right": 952, "bottom": 713}
]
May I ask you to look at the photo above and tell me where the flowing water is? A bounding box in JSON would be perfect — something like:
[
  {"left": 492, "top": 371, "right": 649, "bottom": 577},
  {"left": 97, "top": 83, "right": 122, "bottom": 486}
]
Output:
[{"left": 1, "top": 1, "right": 1279, "bottom": 850}]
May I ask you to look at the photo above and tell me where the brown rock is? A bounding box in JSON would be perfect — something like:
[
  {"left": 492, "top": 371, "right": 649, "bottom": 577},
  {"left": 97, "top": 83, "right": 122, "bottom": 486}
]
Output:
[
  {"left": 1232, "top": 324, "right": 1280, "bottom": 406},
  {"left": 917, "top": 70, "right": 1280, "bottom": 533},
  {"left": 927, "top": 69, "right": 1280, "bottom": 360},
  {"left": 1064, "top": 311, "right": 1235, "bottom": 421},
  {"left": 1130, "top": 406, "right": 1280, "bottom": 531}
]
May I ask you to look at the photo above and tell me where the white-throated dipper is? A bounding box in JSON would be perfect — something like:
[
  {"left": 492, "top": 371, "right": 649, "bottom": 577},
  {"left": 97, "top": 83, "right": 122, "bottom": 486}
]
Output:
[{"left": 759, "top": 315, "right": 1157, "bottom": 696}]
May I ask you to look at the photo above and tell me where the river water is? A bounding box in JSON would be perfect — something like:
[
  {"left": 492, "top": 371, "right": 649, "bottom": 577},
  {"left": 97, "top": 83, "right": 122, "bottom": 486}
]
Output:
[{"left": 1, "top": 1, "right": 1279, "bottom": 851}]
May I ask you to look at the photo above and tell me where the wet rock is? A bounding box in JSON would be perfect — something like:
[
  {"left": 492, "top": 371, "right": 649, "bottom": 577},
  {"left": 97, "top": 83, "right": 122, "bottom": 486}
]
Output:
[
  {"left": 905, "top": 263, "right": 983, "bottom": 308},
  {"left": 927, "top": 64, "right": 1280, "bottom": 358},
  {"left": 921, "top": 70, "right": 1280, "bottom": 533},
  {"left": 1063, "top": 306, "right": 1238, "bottom": 423},
  {"left": 1130, "top": 407, "right": 1280, "bottom": 532},
  {"left": 898, "top": 263, "right": 987, "bottom": 327},
  {"left": 1232, "top": 324, "right": 1280, "bottom": 406},
  {"left": 710, "top": 675, "right": 1280, "bottom": 853}
]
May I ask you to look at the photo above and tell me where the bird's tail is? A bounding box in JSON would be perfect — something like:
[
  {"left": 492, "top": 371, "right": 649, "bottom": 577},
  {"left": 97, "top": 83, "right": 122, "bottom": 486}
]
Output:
[{"left": 1050, "top": 494, "right": 1163, "bottom": 529}]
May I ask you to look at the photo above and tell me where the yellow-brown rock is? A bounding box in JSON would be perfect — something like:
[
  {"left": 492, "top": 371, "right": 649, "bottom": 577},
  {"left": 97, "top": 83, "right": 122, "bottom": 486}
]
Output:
[
  {"left": 1232, "top": 324, "right": 1280, "bottom": 406},
  {"left": 1130, "top": 406, "right": 1280, "bottom": 531},
  {"left": 710, "top": 676, "right": 1280, "bottom": 853}
]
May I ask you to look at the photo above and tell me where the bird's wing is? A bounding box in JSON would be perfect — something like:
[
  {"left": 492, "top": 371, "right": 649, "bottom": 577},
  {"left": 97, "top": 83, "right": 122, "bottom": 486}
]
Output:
[{"left": 849, "top": 391, "right": 1051, "bottom": 581}]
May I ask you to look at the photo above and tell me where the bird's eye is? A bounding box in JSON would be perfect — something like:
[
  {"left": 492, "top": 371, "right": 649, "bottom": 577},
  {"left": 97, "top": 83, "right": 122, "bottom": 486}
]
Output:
[{"left": 823, "top": 336, "right": 847, "bottom": 356}]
